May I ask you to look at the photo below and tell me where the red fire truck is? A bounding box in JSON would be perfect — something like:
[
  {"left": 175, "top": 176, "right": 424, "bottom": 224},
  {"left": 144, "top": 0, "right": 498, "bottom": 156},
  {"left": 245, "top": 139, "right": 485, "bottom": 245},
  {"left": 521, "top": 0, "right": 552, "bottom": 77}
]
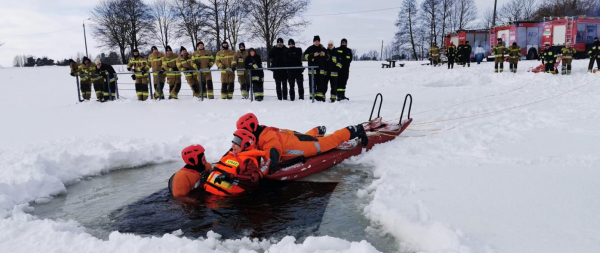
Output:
[
  {"left": 540, "top": 16, "right": 600, "bottom": 58},
  {"left": 444, "top": 29, "right": 490, "bottom": 58},
  {"left": 490, "top": 21, "right": 543, "bottom": 60}
]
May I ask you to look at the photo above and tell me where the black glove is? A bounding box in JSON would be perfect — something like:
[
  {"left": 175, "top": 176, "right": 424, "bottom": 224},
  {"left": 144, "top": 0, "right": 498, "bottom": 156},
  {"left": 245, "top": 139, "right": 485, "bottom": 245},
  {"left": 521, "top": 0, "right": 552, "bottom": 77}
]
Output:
[
  {"left": 214, "top": 174, "right": 232, "bottom": 184},
  {"left": 231, "top": 67, "right": 236, "bottom": 72},
  {"left": 131, "top": 74, "right": 136, "bottom": 80},
  {"left": 70, "top": 72, "right": 75, "bottom": 77},
  {"left": 158, "top": 70, "right": 165, "bottom": 75},
  {"left": 127, "top": 67, "right": 131, "bottom": 71},
  {"left": 141, "top": 70, "right": 146, "bottom": 75}
]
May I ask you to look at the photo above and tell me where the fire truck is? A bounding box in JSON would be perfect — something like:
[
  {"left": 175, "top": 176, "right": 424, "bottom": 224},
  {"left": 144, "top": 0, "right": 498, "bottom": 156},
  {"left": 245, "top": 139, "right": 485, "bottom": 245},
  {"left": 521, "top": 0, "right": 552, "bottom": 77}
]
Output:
[
  {"left": 540, "top": 16, "right": 600, "bottom": 58},
  {"left": 444, "top": 29, "right": 490, "bottom": 59},
  {"left": 489, "top": 21, "right": 543, "bottom": 60}
]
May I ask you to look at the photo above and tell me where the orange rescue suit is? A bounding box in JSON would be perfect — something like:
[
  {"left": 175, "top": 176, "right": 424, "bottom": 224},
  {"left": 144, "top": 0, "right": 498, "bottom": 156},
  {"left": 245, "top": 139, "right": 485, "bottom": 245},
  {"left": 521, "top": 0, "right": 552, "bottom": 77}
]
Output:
[
  {"left": 170, "top": 165, "right": 204, "bottom": 197},
  {"left": 204, "top": 149, "right": 266, "bottom": 196}
]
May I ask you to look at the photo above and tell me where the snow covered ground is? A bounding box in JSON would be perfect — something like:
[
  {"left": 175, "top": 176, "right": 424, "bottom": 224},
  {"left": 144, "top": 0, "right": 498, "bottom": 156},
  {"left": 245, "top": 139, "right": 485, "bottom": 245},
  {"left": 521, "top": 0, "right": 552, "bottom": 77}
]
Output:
[{"left": 1, "top": 59, "right": 599, "bottom": 252}]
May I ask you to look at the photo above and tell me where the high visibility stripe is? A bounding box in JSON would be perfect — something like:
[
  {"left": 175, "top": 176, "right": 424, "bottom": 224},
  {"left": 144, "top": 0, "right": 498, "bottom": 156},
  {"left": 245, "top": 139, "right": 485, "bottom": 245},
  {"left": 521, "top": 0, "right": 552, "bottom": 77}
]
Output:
[
  {"left": 337, "top": 88, "right": 345, "bottom": 91},
  {"left": 314, "top": 142, "right": 321, "bottom": 154}
]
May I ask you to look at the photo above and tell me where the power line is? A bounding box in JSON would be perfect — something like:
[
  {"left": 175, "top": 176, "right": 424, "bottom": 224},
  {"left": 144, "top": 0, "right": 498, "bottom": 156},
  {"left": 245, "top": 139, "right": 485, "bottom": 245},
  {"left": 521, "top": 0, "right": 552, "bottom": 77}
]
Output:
[
  {"left": 305, "top": 6, "right": 401, "bottom": 17},
  {"left": 0, "top": 26, "right": 80, "bottom": 37}
]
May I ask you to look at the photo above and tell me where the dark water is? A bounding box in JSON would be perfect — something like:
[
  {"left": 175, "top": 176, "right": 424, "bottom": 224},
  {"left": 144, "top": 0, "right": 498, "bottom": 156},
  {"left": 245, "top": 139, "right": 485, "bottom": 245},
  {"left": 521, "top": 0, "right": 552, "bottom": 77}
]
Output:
[{"left": 105, "top": 181, "right": 337, "bottom": 239}]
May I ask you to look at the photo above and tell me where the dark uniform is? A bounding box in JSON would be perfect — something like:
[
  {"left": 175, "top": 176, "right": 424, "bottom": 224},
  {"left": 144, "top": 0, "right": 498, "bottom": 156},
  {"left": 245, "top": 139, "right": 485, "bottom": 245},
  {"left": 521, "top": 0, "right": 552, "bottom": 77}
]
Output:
[
  {"left": 446, "top": 44, "right": 457, "bottom": 69},
  {"left": 508, "top": 43, "right": 521, "bottom": 73},
  {"left": 97, "top": 62, "right": 118, "bottom": 101},
  {"left": 542, "top": 46, "right": 558, "bottom": 74},
  {"left": 284, "top": 39, "right": 304, "bottom": 101},
  {"left": 269, "top": 38, "right": 288, "bottom": 100},
  {"left": 588, "top": 38, "right": 600, "bottom": 73},
  {"left": 456, "top": 43, "right": 465, "bottom": 65},
  {"left": 245, "top": 48, "right": 264, "bottom": 101},
  {"left": 492, "top": 40, "right": 507, "bottom": 73},
  {"left": 324, "top": 45, "right": 342, "bottom": 102},
  {"left": 561, "top": 46, "right": 577, "bottom": 75},
  {"left": 303, "top": 36, "right": 328, "bottom": 101},
  {"left": 233, "top": 43, "right": 249, "bottom": 99},
  {"left": 461, "top": 42, "right": 472, "bottom": 67},
  {"left": 336, "top": 38, "right": 353, "bottom": 100}
]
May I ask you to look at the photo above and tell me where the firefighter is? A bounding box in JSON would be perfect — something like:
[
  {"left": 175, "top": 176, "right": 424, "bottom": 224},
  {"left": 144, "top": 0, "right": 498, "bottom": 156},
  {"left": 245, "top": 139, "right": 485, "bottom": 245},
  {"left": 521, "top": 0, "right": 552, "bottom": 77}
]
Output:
[
  {"left": 446, "top": 42, "right": 457, "bottom": 69},
  {"left": 336, "top": 38, "right": 352, "bottom": 101},
  {"left": 245, "top": 48, "right": 264, "bottom": 101},
  {"left": 192, "top": 41, "right": 215, "bottom": 99},
  {"left": 269, "top": 38, "right": 288, "bottom": 100},
  {"left": 542, "top": 43, "right": 558, "bottom": 74},
  {"left": 168, "top": 145, "right": 212, "bottom": 197},
  {"left": 70, "top": 59, "right": 88, "bottom": 101},
  {"left": 76, "top": 57, "right": 94, "bottom": 100},
  {"left": 216, "top": 41, "right": 236, "bottom": 99},
  {"left": 324, "top": 40, "right": 342, "bottom": 102},
  {"left": 508, "top": 42, "right": 521, "bottom": 73},
  {"left": 492, "top": 38, "right": 507, "bottom": 73},
  {"left": 89, "top": 60, "right": 107, "bottom": 101},
  {"left": 176, "top": 46, "right": 201, "bottom": 97},
  {"left": 161, "top": 45, "right": 182, "bottom": 99},
  {"left": 461, "top": 41, "right": 472, "bottom": 67},
  {"left": 456, "top": 41, "right": 465, "bottom": 66},
  {"left": 236, "top": 113, "right": 369, "bottom": 173},
  {"left": 304, "top": 35, "right": 328, "bottom": 101},
  {"left": 204, "top": 130, "right": 267, "bottom": 196},
  {"left": 233, "top": 42, "right": 249, "bottom": 99},
  {"left": 148, "top": 46, "right": 166, "bottom": 99},
  {"left": 285, "top": 39, "right": 304, "bottom": 101},
  {"left": 126, "top": 49, "right": 150, "bottom": 101},
  {"left": 96, "top": 60, "right": 117, "bottom": 101},
  {"left": 429, "top": 44, "right": 441, "bottom": 67},
  {"left": 588, "top": 37, "right": 600, "bottom": 73},
  {"left": 561, "top": 42, "right": 577, "bottom": 75}
]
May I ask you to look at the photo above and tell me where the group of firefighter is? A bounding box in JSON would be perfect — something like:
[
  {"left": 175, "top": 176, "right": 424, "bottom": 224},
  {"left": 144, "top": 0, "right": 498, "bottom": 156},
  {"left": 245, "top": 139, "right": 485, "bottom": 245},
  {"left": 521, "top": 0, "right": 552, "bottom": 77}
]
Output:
[
  {"left": 69, "top": 35, "right": 353, "bottom": 103},
  {"left": 427, "top": 36, "right": 600, "bottom": 75}
]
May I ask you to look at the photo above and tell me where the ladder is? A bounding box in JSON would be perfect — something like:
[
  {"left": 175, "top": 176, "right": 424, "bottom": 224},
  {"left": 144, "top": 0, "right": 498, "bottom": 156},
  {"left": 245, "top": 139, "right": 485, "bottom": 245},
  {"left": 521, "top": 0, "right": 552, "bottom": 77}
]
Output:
[{"left": 566, "top": 16, "right": 575, "bottom": 44}]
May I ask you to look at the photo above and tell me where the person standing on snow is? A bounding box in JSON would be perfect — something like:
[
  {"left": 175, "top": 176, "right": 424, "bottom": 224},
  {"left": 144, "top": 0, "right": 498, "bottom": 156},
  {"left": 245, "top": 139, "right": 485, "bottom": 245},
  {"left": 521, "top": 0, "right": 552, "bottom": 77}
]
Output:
[
  {"left": 176, "top": 46, "right": 201, "bottom": 98},
  {"left": 588, "top": 37, "right": 600, "bottom": 73},
  {"left": 236, "top": 113, "right": 369, "bottom": 173},
  {"left": 461, "top": 41, "right": 472, "bottom": 67},
  {"left": 148, "top": 46, "right": 166, "bottom": 99},
  {"left": 561, "top": 42, "right": 577, "bottom": 75},
  {"left": 304, "top": 35, "right": 328, "bottom": 101},
  {"left": 127, "top": 49, "right": 151, "bottom": 101},
  {"left": 284, "top": 39, "right": 304, "bottom": 101},
  {"left": 269, "top": 38, "right": 289, "bottom": 100},
  {"left": 456, "top": 41, "right": 465, "bottom": 66},
  {"left": 429, "top": 44, "right": 441, "bottom": 67},
  {"left": 192, "top": 41, "right": 215, "bottom": 99},
  {"left": 492, "top": 38, "right": 507, "bottom": 73},
  {"left": 161, "top": 46, "right": 182, "bottom": 99},
  {"left": 70, "top": 59, "right": 88, "bottom": 101},
  {"left": 95, "top": 60, "right": 117, "bottom": 101},
  {"left": 446, "top": 42, "right": 457, "bottom": 69},
  {"left": 245, "top": 48, "right": 265, "bottom": 101},
  {"left": 233, "top": 43, "right": 250, "bottom": 99},
  {"left": 204, "top": 130, "right": 268, "bottom": 196},
  {"left": 324, "top": 40, "right": 342, "bottom": 102},
  {"left": 336, "top": 38, "right": 353, "bottom": 100},
  {"left": 76, "top": 57, "right": 95, "bottom": 101},
  {"left": 508, "top": 42, "right": 521, "bottom": 73},
  {"left": 475, "top": 44, "right": 485, "bottom": 64},
  {"left": 169, "top": 145, "right": 212, "bottom": 197},
  {"left": 541, "top": 43, "right": 558, "bottom": 74},
  {"left": 216, "top": 41, "right": 236, "bottom": 100}
]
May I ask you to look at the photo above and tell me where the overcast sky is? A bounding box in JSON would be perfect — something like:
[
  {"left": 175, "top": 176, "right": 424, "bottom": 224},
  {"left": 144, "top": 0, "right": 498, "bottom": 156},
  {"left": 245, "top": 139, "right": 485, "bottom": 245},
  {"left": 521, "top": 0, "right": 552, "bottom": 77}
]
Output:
[{"left": 0, "top": 0, "right": 505, "bottom": 67}]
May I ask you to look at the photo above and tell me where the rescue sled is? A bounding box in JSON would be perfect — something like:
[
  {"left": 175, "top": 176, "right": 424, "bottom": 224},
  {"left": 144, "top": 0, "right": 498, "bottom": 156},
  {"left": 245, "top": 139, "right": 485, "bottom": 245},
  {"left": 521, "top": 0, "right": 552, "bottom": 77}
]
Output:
[
  {"left": 265, "top": 93, "right": 413, "bottom": 181},
  {"left": 528, "top": 57, "right": 562, "bottom": 73}
]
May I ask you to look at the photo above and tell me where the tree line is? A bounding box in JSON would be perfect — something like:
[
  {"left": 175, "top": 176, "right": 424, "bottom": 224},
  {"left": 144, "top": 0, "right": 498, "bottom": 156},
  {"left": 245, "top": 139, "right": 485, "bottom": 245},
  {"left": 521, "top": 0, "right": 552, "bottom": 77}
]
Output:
[
  {"left": 392, "top": 0, "right": 600, "bottom": 61},
  {"left": 91, "top": 0, "right": 310, "bottom": 65}
]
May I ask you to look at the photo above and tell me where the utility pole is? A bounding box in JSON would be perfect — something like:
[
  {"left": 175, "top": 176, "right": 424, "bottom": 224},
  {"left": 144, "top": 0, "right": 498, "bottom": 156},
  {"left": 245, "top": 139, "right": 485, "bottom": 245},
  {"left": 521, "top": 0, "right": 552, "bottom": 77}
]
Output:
[
  {"left": 83, "top": 18, "right": 90, "bottom": 58},
  {"left": 380, "top": 40, "right": 383, "bottom": 61},
  {"left": 492, "top": 0, "right": 498, "bottom": 28}
]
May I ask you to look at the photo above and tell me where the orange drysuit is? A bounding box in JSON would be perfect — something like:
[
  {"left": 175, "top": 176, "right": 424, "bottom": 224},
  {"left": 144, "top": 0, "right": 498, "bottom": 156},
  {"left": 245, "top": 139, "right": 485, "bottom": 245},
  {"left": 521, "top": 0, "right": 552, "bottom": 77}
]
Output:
[
  {"left": 204, "top": 149, "right": 266, "bottom": 196},
  {"left": 169, "top": 163, "right": 211, "bottom": 197}
]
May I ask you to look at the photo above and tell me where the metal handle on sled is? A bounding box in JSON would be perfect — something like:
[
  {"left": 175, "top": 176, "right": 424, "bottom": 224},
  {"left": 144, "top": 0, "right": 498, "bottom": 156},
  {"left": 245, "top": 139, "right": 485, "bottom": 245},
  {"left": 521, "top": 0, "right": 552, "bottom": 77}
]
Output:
[
  {"left": 399, "top": 94, "right": 412, "bottom": 125},
  {"left": 369, "top": 93, "right": 383, "bottom": 121}
]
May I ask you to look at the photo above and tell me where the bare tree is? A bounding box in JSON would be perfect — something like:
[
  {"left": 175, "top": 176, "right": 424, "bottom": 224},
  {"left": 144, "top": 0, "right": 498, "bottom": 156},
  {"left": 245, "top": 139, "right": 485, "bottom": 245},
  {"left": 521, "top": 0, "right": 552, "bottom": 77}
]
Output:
[
  {"left": 421, "top": 0, "right": 441, "bottom": 46},
  {"left": 247, "top": 0, "right": 310, "bottom": 66},
  {"left": 478, "top": 7, "right": 495, "bottom": 29},
  {"left": 203, "top": 0, "right": 222, "bottom": 51},
  {"left": 451, "top": 0, "right": 477, "bottom": 30},
  {"left": 172, "top": 0, "right": 207, "bottom": 50},
  {"left": 395, "top": 0, "right": 419, "bottom": 60},
  {"left": 121, "top": 0, "right": 153, "bottom": 53},
  {"left": 534, "top": 0, "right": 596, "bottom": 19},
  {"left": 150, "top": 0, "right": 176, "bottom": 50},
  {"left": 439, "top": 0, "right": 453, "bottom": 49},
  {"left": 222, "top": 0, "right": 250, "bottom": 47},
  {"left": 91, "top": 0, "right": 130, "bottom": 64}
]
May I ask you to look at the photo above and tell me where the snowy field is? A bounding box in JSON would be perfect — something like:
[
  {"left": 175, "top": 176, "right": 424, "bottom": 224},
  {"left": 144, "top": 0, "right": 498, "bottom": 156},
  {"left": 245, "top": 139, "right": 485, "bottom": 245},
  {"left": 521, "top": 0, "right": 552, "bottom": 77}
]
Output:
[{"left": 1, "top": 60, "right": 599, "bottom": 253}]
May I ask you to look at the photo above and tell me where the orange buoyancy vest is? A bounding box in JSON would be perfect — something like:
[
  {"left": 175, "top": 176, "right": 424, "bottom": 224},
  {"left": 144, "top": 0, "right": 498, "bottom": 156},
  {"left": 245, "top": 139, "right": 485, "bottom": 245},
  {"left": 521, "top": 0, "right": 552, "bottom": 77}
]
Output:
[
  {"left": 169, "top": 166, "right": 203, "bottom": 197},
  {"left": 204, "top": 150, "right": 266, "bottom": 196}
]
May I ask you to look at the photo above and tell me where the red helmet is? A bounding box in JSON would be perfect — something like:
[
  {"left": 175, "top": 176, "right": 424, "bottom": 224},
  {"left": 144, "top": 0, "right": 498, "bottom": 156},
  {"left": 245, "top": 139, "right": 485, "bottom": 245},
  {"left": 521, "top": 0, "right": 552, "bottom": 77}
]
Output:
[
  {"left": 236, "top": 113, "right": 259, "bottom": 132},
  {"left": 232, "top": 129, "right": 256, "bottom": 151},
  {"left": 181, "top": 144, "right": 205, "bottom": 166}
]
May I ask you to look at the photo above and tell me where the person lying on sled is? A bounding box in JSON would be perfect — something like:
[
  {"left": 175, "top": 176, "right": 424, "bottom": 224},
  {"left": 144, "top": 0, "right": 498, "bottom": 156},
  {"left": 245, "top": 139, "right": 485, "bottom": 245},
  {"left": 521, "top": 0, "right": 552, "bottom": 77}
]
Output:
[
  {"left": 169, "top": 144, "right": 212, "bottom": 197},
  {"left": 236, "top": 113, "right": 369, "bottom": 173},
  {"left": 203, "top": 129, "right": 268, "bottom": 196}
]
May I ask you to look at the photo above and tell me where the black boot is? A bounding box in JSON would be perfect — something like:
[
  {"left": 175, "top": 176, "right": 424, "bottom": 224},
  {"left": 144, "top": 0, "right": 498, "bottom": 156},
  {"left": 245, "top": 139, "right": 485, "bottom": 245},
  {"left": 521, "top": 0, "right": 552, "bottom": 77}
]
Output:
[
  {"left": 317, "top": 126, "right": 327, "bottom": 136},
  {"left": 347, "top": 124, "right": 369, "bottom": 147}
]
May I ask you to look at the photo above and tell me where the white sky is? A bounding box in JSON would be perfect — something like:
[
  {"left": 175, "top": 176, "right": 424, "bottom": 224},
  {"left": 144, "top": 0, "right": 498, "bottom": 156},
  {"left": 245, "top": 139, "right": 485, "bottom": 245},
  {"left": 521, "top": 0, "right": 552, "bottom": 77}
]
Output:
[{"left": 0, "top": 0, "right": 505, "bottom": 67}]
